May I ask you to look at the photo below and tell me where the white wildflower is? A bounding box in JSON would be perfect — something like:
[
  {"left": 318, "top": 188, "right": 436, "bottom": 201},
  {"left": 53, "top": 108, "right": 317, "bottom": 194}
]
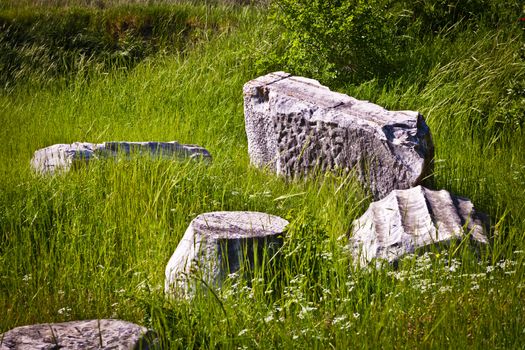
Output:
[
  {"left": 227, "top": 272, "right": 239, "bottom": 279},
  {"left": 320, "top": 251, "right": 333, "bottom": 260},
  {"left": 332, "top": 315, "right": 347, "bottom": 324},
  {"left": 298, "top": 305, "right": 316, "bottom": 319},
  {"left": 57, "top": 307, "right": 71, "bottom": 316},
  {"left": 339, "top": 321, "right": 352, "bottom": 331},
  {"left": 439, "top": 285, "right": 452, "bottom": 293},
  {"left": 497, "top": 259, "right": 517, "bottom": 270},
  {"left": 264, "top": 314, "right": 274, "bottom": 323}
]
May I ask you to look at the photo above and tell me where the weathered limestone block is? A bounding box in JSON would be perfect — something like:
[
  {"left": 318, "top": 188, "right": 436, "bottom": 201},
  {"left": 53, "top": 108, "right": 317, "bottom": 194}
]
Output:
[
  {"left": 0, "top": 319, "right": 157, "bottom": 350},
  {"left": 30, "top": 142, "right": 103, "bottom": 174},
  {"left": 31, "top": 141, "right": 211, "bottom": 174},
  {"left": 349, "top": 186, "right": 489, "bottom": 266},
  {"left": 243, "top": 72, "right": 434, "bottom": 199},
  {"left": 165, "top": 211, "right": 288, "bottom": 297}
]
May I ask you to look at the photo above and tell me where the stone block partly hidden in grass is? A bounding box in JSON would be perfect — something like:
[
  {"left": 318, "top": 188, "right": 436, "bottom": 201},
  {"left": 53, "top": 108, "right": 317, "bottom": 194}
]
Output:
[
  {"left": 243, "top": 72, "right": 434, "bottom": 199},
  {"left": 31, "top": 141, "right": 211, "bottom": 174},
  {"left": 165, "top": 211, "right": 288, "bottom": 297},
  {"left": 349, "top": 186, "right": 489, "bottom": 267},
  {"left": 0, "top": 319, "right": 157, "bottom": 350}
]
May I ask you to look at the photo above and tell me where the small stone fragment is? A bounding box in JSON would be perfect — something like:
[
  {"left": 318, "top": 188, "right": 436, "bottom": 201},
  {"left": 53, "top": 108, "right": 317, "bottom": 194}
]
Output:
[
  {"left": 349, "top": 186, "right": 489, "bottom": 266},
  {"left": 165, "top": 211, "right": 288, "bottom": 297},
  {"left": 243, "top": 72, "right": 434, "bottom": 199},
  {"left": 0, "top": 319, "right": 157, "bottom": 350}
]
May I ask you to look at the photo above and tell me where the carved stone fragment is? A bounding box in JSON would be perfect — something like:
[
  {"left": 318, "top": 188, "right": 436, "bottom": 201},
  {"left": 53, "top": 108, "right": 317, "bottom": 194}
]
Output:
[
  {"left": 349, "top": 186, "right": 489, "bottom": 266},
  {"left": 165, "top": 211, "right": 288, "bottom": 297},
  {"left": 31, "top": 141, "right": 211, "bottom": 174},
  {"left": 243, "top": 72, "right": 434, "bottom": 199},
  {"left": 0, "top": 319, "right": 157, "bottom": 350}
]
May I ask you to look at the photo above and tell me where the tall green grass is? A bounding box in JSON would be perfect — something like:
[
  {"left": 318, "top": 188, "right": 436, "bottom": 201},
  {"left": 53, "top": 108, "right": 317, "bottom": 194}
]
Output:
[
  {"left": 0, "top": 1, "right": 524, "bottom": 348},
  {"left": 0, "top": 3, "right": 248, "bottom": 89}
]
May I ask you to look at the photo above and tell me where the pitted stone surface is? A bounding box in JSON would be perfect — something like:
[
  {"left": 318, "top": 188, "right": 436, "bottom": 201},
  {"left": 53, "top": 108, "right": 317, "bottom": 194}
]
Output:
[
  {"left": 165, "top": 211, "right": 288, "bottom": 297},
  {"left": 349, "top": 186, "right": 489, "bottom": 266},
  {"left": 0, "top": 319, "right": 156, "bottom": 350},
  {"left": 31, "top": 141, "right": 211, "bottom": 174},
  {"left": 243, "top": 72, "right": 434, "bottom": 199}
]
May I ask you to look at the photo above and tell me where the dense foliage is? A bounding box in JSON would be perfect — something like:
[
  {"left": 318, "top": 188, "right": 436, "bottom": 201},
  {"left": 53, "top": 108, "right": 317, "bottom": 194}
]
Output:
[{"left": 270, "top": 0, "right": 522, "bottom": 81}]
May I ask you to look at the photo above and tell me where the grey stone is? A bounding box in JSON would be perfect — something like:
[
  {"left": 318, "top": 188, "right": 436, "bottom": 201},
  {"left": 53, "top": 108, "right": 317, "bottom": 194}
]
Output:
[
  {"left": 165, "top": 211, "right": 288, "bottom": 297},
  {"left": 31, "top": 141, "right": 211, "bottom": 174},
  {"left": 30, "top": 142, "right": 103, "bottom": 175},
  {"left": 0, "top": 319, "right": 157, "bottom": 350},
  {"left": 101, "top": 142, "right": 211, "bottom": 161},
  {"left": 349, "top": 186, "right": 489, "bottom": 267},
  {"left": 243, "top": 72, "right": 434, "bottom": 199}
]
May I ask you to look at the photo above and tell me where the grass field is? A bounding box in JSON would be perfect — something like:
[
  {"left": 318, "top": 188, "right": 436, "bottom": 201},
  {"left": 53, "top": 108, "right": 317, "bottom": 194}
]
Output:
[{"left": 1, "top": 1, "right": 524, "bottom": 348}]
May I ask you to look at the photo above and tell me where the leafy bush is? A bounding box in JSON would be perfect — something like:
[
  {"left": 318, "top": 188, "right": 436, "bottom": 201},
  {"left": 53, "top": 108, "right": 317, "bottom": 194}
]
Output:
[
  {"left": 269, "top": 0, "right": 523, "bottom": 86},
  {"left": 270, "top": 0, "right": 396, "bottom": 84}
]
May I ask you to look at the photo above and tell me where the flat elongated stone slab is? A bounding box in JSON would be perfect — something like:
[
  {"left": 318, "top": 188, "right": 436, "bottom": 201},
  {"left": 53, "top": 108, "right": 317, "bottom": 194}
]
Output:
[
  {"left": 349, "top": 186, "right": 489, "bottom": 266},
  {"left": 0, "top": 319, "right": 156, "bottom": 350},
  {"left": 243, "top": 72, "right": 434, "bottom": 199},
  {"left": 31, "top": 141, "right": 211, "bottom": 174},
  {"left": 165, "top": 211, "right": 288, "bottom": 297}
]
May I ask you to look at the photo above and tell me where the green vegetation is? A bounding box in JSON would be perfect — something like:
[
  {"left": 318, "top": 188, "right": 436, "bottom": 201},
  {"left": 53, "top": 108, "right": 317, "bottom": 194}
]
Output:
[{"left": 1, "top": 0, "right": 524, "bottom": 348}]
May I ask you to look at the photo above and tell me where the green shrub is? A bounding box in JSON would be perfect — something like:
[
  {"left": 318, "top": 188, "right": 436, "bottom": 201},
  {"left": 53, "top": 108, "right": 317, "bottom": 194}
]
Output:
[
  {"left": 269, "top": 0, "right": 523, "bottom": 86},
  {"left": 270, "top": 0, "right": 396, "bottom": 85}
]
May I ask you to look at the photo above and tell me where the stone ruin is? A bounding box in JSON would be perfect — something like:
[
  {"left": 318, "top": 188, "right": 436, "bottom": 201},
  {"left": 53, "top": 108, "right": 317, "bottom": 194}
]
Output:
[
  {"left": 7, "top": 72, "right": 491, "bottom": 340},
  {"left": 165, "top": 211, "right": 288, "bottom": 297},
  {"left": 243, "top": 72, "right": 434, "bottom": 200},
  {"left": 31, "top": 141, "right": 211, "bottom": 174},
  {"left": 349, "top": 186, "right": 489, "bottom": 267},
  {"left": 243, "top": 71, "right": 488, "bottom": 266},
  {"left": 0, "top": 319, "right": 157, "bottom": 350}
]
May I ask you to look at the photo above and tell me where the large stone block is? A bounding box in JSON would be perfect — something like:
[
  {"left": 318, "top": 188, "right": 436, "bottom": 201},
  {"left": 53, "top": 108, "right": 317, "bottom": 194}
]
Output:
[
  {"left": 349, "top": 186, "right": 489, "bottom": 266},
  {"left": 0, "top": 319, "right": 157, "bottom": 350},
  {"left": 31, "top": 141, "right": 211, "bottom": 174},
  {"left": 243, "top": 72, "right": 434, "bottom": 199},
  {"left": 165, "top": 211, "right": 288, "bottom": 297}
]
